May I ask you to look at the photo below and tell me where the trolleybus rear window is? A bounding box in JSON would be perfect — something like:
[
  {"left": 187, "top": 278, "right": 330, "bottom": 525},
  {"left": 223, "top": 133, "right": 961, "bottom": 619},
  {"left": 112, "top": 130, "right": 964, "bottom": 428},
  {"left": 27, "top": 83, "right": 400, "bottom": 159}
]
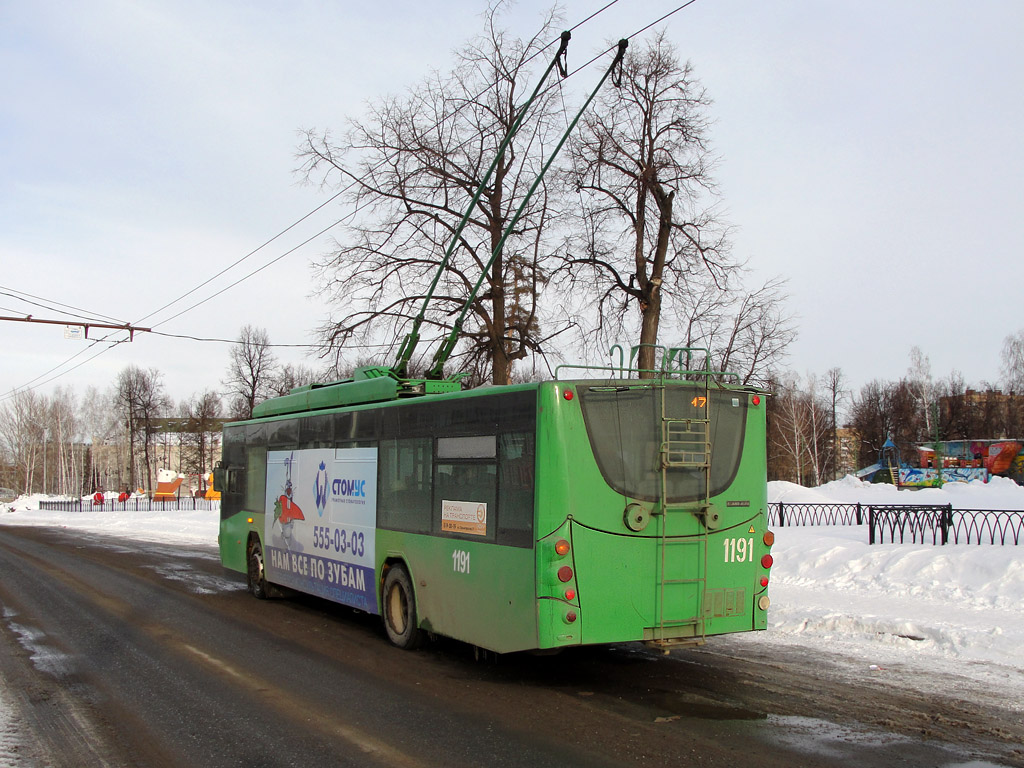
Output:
[{"left": 577, "top": 384, "right": 746, "bottom": 503}]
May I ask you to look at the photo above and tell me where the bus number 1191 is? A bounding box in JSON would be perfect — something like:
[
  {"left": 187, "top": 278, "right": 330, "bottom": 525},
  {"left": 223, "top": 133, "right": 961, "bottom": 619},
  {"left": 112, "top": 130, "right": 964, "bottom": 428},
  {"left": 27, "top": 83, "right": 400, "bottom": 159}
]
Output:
[
  {"left": 723, "top": 537, "right": 754, "bottom": 563},
  {"left": 452, "top": 549, "right": 471, "bottom": 574}
]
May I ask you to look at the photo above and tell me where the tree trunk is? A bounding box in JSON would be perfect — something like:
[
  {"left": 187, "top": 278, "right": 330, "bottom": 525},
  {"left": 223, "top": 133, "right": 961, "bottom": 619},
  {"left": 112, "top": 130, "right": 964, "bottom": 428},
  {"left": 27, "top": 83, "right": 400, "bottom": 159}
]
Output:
[{"left": 637, "top": 188, "right": 673, "bottom": 378}]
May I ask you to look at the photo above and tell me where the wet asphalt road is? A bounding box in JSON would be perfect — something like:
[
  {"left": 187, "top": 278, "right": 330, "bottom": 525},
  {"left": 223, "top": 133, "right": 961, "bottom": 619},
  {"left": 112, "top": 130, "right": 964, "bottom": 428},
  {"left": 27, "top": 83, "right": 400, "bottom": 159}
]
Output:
[{"left": 0, "top": 525, "right": 1020, "bottom": 767}]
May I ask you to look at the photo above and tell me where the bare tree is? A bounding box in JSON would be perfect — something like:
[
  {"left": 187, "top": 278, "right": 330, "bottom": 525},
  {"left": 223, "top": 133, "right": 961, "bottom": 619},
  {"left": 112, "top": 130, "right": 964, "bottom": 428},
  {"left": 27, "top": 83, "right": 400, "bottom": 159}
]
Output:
[
  {"left": 706, "top": 275, "right": 796, "bottom": 385},
  {"left": 114, "top": 366, "right": 170, "bottom": 493},
  {"left": 1001, "top": 330, "right": 1024, "bottom": 394},
  {"left": 224, "top": 325, "right": 279, "bottom": 419},
  {"left": 823, "top": 367, "right": 846, "bottom": 479},
  {"left": 0, "top": 389, "right": 46, "bottom": 493},
  {"left": 561, "top": 32, "right": 735, "bottom": 376},
  {"left": 47, "top": 386, "right": 80, "bottom": 496},
  {"left": 180, "top": 390, "right": 222, "bottom": 485},
  {"left": 297, "top": 3, "right": 567, "bottom": 384},
  {"left": 767, "top": 373, "right": 833, "bottom": 485},
  {"left": 849, "top": 379, "right": 921, "bottom": 469},
  {"left": 907, "top": 346, "right": 935, "bottom": 439},
  {"left": 269, "top": 363, "right": 321, "bottom": 398}
]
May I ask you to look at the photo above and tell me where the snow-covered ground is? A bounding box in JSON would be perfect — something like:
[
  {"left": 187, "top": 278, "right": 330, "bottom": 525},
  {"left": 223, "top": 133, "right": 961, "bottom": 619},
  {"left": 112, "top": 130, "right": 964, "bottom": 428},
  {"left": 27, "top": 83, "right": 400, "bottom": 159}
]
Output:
[
  {"left": 2, "top": 477, "right": 1023, "bottom": 724},
  {"left": 740, "top": 475, "right": 1024, "bottom": 712}
]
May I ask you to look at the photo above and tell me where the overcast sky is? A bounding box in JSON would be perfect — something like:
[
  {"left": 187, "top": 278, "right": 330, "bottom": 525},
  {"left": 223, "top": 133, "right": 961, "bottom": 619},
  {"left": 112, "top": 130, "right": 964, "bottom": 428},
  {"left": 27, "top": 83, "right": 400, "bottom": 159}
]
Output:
[{"left": 2, "top": 0, "right": 1022, "bottom": 411}]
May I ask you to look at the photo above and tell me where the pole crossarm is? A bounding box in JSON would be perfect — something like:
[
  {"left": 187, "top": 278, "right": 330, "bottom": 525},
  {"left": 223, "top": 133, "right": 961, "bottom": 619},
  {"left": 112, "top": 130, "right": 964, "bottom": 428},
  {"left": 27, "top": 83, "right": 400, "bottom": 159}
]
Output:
[{"left": 0, "top": 314, "right": 151, "bottom": 341}]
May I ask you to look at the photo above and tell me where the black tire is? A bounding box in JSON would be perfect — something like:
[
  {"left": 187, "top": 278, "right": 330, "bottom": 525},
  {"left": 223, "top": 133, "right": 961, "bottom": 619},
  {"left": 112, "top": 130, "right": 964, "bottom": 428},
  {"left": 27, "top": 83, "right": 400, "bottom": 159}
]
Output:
[
  {"left": 247, "top": 538, "right": 271, "bottom": 599},
  {"left": 382, "top": 564, "right": 424, "bottom": 650}
]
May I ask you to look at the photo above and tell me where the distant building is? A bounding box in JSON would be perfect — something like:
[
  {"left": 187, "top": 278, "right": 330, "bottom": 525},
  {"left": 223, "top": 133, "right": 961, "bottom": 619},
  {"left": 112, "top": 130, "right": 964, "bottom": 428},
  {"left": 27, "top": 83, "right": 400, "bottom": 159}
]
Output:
[{"left": 836, "top": 426, "right": 860, "bottom": 478}]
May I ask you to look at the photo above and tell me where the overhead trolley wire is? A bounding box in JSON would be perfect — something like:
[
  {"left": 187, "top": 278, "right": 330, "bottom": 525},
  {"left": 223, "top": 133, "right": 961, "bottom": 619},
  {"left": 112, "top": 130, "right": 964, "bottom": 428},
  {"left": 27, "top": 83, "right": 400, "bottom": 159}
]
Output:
[
  {"left": 132, "top": 0, "right": 630, "bottom": 333},
  {"left": 0, "top": 285, "right": 128, "bottom": 327},
  {"left": 2, "top": 0, "right": 699, "bottom": 401}
]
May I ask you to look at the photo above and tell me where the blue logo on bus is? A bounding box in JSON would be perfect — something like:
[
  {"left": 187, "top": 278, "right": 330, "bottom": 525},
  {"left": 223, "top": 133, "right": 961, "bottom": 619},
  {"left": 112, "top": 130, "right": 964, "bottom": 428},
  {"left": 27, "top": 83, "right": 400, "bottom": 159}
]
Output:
[
  {"left": 332, "top": 478, "right": 366, "bottom": 498},
  {"left": 314, "top": 461, "right": 328, "bottom": 516}
]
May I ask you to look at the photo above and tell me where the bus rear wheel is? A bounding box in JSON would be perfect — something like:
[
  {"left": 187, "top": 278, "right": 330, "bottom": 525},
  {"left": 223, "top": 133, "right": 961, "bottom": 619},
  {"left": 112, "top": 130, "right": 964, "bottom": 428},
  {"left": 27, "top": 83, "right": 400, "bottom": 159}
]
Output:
[
  {"left": 247, "top": 539, "right": 271, "bottom": 599},
  {"left": 382, "top": 564, "right": 424, "bottom": 650}
]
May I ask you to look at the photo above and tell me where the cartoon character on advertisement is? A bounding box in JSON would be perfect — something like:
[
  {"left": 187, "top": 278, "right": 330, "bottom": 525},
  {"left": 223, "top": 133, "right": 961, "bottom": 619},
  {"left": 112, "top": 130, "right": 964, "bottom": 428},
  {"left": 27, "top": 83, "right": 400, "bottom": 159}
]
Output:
[{"left": 273, "top": 452, "right": 305, "bottom": 550}]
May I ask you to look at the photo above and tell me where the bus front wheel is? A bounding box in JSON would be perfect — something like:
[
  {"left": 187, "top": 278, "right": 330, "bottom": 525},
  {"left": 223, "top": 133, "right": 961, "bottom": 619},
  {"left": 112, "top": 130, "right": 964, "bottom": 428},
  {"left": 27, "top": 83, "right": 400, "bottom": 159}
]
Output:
[
  {"left": 247, "top": 539, "right": 271, "bottom": 599},
  {"left": 382, "top": 564, "right": 424, "bottom": 650}
]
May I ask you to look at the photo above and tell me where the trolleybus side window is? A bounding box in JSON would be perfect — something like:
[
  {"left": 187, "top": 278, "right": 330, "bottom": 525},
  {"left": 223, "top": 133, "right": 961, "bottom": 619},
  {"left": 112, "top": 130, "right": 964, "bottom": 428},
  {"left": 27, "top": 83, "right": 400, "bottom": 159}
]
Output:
[
  {"left": 379, "top": 437, "right": 432, "bottom": 534},
  {"left": 244, "top": 423, "right": 268, "bottom": 512},
  {"left": 300, "top": 413, "right": 333, "bottom": 448},
  {"left": 220, "top": 426, "right": 246, "bottom": 519},
  {"left": 376, "top": 391, "right": 537, "bottom": 547},
  {"left": 434, "top": 435, "right": 498, "bottom": 544},
  {"left": 266, "top": 418, "right": 298, "bottom": 449},
  {"left": 335, "top": 410, "right": 378, "bottom": 444},
  {"left": 497, "top": 431, "right": 534, "bottom": 547}
]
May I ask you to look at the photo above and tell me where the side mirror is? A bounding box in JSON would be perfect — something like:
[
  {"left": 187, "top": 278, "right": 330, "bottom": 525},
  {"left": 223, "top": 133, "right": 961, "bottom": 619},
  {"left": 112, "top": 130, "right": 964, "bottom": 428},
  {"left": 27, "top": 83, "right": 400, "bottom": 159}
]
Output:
[{"left": 212, "top": 463, "right": 226, "bottom": 492}]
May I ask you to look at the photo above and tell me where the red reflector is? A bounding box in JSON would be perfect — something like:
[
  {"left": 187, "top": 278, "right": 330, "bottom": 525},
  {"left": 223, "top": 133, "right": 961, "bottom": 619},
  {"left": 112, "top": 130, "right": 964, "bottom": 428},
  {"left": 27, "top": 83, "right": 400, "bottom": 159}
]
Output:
[
  {"left": 566, "top": 611, "right": 577, "bottom": 623},
  {"left": 554, "top": 538, "right": 570, "bottom": 556},
  {"left": 761, "top": 554, "right": 774, "bottom": 569},
  {"left": 565, "top": 588, "right": 576, "bottom": 601},
  {"left": 760, "top": 577, "right": 769, "bottom": 587},
  {"left": 557, "top": 565, "right": 573, "bottom": 583},
  {"left": 752, "top": 395, "right": 761, "bottom": 406},
  {"left": 564, "top": 390, "right": 574, "bottom": 401}
]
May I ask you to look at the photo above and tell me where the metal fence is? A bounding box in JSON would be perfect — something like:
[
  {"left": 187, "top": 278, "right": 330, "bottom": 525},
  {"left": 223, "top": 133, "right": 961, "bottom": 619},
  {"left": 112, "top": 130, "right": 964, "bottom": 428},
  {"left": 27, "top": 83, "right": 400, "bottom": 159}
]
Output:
[
  {"left": 38, "top": 497, "right": 220, "bottom": 513},
  {"left": 868, "top": 505, "right": 1024, "bottom": 546},
  {"left": 767, "top": 502, "right": 864, "bottom": 527},
  {"left": 767, "top": 501, "right": 1024, "bottom": 545}
]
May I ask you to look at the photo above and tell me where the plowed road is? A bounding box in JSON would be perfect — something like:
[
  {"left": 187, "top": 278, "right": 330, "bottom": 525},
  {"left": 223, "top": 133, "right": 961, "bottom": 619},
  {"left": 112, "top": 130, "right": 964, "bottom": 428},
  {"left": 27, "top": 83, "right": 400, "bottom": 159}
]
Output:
[{"left": 0, "top": 526, "right": 1020, "bottom": 767}]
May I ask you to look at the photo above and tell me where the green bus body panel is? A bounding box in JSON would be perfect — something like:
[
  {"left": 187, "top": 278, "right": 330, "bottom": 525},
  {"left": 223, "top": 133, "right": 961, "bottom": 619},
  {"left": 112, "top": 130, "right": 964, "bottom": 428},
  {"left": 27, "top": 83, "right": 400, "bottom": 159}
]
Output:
[
  {"left": 219, "top": 376, "right": 770, "bottom": 652},
  {"left": 533, "top": 381, "right": 770, "bottom": 646},
  {"left": 219, "top": 510, "right": 264, "bottom": 573},
  {"left": 252, "top": 376, "right": 399, "bottom": 418},
  {"left": 376, "top": 530, "right": 537, "bottom": 654}
]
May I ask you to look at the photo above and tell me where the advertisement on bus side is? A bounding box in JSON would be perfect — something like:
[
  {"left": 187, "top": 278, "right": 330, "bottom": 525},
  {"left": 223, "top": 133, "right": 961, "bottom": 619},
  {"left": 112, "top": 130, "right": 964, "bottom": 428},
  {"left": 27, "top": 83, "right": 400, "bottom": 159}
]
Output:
[{"left": 264, "top": 447, "right": 378, "bottom": 613}]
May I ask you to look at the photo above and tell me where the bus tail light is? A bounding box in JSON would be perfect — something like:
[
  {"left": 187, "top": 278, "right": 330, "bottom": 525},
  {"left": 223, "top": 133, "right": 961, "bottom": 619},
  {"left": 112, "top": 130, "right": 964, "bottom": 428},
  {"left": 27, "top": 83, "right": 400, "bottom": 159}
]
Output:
[
  {"left": 564, "top": 588, "right": 576, "bottom": 601},
  {"left": 565, "top": 611, "right": 577, "bottom": 624},
  {"left": 761, "top": 554, "right": 773, "bottom": 569},
  {"left": 557, "top": 566, "right": 573, "bottom": 583},
  {"left": 760, "top": 576, "right": 769, "bottom": 587},
  {"left": 555, "top": 538, "right": 570, "bottom": 556},
  {"left": 763, "top": 530, "right": 775, "bottom": 547}
]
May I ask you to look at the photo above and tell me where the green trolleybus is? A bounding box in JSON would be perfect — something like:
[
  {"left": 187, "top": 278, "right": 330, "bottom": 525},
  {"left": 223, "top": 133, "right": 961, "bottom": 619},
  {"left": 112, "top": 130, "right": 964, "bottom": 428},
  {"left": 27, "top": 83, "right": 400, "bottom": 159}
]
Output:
[{"left": 216, "top": 360, "right": 774, "bottom": 653}]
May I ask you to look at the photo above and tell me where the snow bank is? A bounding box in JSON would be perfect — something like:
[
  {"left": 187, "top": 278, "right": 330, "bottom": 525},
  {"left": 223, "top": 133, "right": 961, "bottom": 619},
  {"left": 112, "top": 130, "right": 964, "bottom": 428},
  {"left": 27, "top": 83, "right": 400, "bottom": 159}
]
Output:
[
  {"left": 750, "top": 476, "right": 1024, "bottom": 705},
  {"left": 1, "top": 494, "right": 218, "bottom": 548}
]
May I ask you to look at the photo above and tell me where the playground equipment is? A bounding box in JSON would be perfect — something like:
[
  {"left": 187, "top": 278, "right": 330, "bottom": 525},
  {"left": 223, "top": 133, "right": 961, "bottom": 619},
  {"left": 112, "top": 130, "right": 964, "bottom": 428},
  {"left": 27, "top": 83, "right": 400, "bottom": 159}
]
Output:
[{"left": 153, "top": 468, "right": 185, "bottom": 500}]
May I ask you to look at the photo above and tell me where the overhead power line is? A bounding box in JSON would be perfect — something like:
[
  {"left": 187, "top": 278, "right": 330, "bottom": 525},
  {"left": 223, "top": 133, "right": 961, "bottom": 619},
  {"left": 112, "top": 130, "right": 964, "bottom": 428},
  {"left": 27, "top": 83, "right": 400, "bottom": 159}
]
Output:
[{"left": 2, "top": 0, "right": 701, "bottom": 401}]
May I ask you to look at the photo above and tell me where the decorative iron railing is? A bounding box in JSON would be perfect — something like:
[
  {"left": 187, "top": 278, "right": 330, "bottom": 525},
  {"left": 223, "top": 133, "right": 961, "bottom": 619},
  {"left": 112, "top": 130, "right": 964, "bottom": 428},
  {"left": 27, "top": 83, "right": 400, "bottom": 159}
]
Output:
[
  {"left": 38, "top": 497, "right": 220, "bottom": 513},
  {"left": 767, "top": 502, "right": 864, "bottom": 526},
  {"left": 766, "top": 501, "right": 1024, "bottom": 545},
  {"left": 867, "top": 505, "right": 1024, "bottom": 546}
]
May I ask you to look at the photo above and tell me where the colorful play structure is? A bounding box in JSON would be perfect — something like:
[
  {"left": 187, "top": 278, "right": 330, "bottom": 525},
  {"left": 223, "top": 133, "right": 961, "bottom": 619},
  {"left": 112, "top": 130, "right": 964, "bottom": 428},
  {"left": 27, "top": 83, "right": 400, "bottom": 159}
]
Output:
[
  {"left": 857, "top": 438, "right": 1024, "bottom": 488},
  {"left": 150, "top": 468, "right": 221, "bottom": 500},
  {"left": 152, "top": 468, "right": 185, "bottom": 500}
]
